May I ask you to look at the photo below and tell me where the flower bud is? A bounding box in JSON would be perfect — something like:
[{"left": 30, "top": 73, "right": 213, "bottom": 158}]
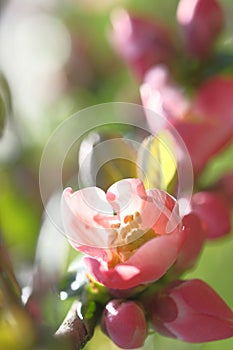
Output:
[
  {"left": 177, "top": 0, "right": 224, "bottom": 58},
  {"left": 145, "top": 279, "right": 233, "bottom": 342},
  {"left": 101, "top": 300, "right": 147, "bottom": 349},
  {"left": 110, "top": 9, "right": 175, "bottom": 79},
  {"left": 191, "top": 191, "right": 231, "bottom": 239}
]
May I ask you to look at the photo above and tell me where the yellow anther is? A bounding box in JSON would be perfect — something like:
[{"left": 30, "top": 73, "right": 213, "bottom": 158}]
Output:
[
  {"left": 111, "top": 223, "right": 121, "bottom": 229},
  {"left": 124, "top": 214, "right": 134, "bottom": 224}
]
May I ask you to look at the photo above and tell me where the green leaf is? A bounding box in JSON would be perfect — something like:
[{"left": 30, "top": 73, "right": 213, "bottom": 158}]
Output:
[{"left": 137, "top": 131, "right": 177, "bottom": 190}]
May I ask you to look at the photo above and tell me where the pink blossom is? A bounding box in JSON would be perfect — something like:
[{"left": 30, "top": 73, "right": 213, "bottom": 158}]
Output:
[
  {"left": 191, "top": 191, "right": 231, "bottom": 239},
  {"left": 141, "top": 68, "right": 233, "bottom": 173},
  {"left": 110, "top": 9, "right": 175, "bottom": 79},
  {"left": 61, "top": 178, "right": 186, "bottom": 289},
  {"left": 101, "top": 300, "right": 147, "bottom": 349},
  {"left": 144, "top": 279, "right": 233, "bottom": 342},
  {"left": 177, "top": 0, "right": 224, "bottom": 58}
]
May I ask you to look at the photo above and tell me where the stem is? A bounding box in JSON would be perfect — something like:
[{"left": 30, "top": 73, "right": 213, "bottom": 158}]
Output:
[{"left": 55, "top": 300, "right": 98, "bottom": 349}]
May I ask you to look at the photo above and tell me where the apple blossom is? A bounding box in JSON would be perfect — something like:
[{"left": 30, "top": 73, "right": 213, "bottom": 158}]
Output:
[{"left": 61, "top": 178, "right": 186, "bottom": 290}]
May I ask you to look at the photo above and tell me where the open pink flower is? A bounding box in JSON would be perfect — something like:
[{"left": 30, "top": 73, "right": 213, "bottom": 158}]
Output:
[
  {"left": 144, "top": 279, "right": 233, "bottom": 342},
  {"left": 61, "top": 178, "right": 186, "bottom": 289}
]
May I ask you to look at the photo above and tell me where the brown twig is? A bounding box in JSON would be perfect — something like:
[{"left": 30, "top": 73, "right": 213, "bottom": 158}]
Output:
[{"left": 55, "top": 300, "right": 97, "bottom": 349}]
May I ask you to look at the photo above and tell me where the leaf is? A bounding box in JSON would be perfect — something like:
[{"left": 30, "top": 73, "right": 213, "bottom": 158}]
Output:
[{"left": 137, "top": 131, "right": 177, "bottom": 190}]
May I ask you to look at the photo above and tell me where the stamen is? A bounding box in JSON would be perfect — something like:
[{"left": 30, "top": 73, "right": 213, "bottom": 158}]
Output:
[
  {"left": 120, "top": 225, "right": 130, "bottom": 239},
  {"left": 124, "top": 215, "right": 134, "bottom": 224},
  {"left": 134, "top": 211, "right": 142, "bottom": 224},
  {"left": 109, "top": 230, "right": 118, "bottom": 245},
  {"left": 110, "top": 223, "right": 121, "bottom": 229},
  {"left": 129, "top": 220, "right": 139, "bottom": 229}
]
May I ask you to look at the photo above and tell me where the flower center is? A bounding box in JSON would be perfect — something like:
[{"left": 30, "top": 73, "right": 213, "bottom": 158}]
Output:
[{"left": 107, "top": 211, "right": 156, "bottom": 268}]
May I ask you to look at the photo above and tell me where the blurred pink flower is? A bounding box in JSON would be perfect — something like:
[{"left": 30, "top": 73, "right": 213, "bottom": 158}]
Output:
[
  {"left": 177, "top": 0, "right": 224, "bottom": 58},
  {"left": 101, "top": 299, "right": 147, "bottom": 349},
  {"left": 190, "top": 191, "right": 231, "bottom": 239},
  {"left": 141, "top": 66, "right": 233, "bottom": 173},
  {"left": 110, "top": 9, "right": 175, "bottom": 79},
  {"left": 144, "top": 279, "right": 233, "bottom": 342},
  {"left": 61, "top": 178, "right": 186, "bottom": 289}
]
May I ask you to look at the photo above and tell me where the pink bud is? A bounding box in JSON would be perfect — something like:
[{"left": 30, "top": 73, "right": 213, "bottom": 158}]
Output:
[
  {"left": 191, "top": 191, "right": 231, "bottom": 239},
  {"left": 177, "top": 0, "right": 224, "bottom": 58},
  {"left": 172, "top": 213, "right": 206, "bottom": 275},
  {"left": 110, "top": 9, "right": 175, "bottom": 79},
  {"left": 101, "top": 300, "right": 147, "bottom": 349},
  {"left": 145, "top": 279, "right": 233, "bottom": 342}
]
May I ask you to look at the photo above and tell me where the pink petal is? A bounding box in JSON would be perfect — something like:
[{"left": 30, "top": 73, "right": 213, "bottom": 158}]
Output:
[
  {"left": 172, "top": 213, "right": 206, "bottom": 275},
  {"left": 177, "top": 279, "right": 233, "bottom": 317},
  {"left": 146, "top": 189, "right": 180, "bottom": 234},
  {"left": 106, "top": 178, "right": 147, "bottom": 220},
  {"left": 146, "top": 279, "right": 233, "bottom": 343},
  {"left": 169, "top": 313, "right": 233, "bottom": 342},
  {"left": 85, "top": 227, "right": 186, "bottom": 289},
  {"left": 167, "top": 279, "right": 233, "bottom": 342},
  {"left": 61, "top": 187, "right": 114, "bottom": 249}
]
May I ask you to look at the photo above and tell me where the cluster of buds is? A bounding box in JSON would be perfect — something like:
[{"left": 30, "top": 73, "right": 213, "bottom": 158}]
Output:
[{"left": 60, "top": 0, "right": 233, "bottom": 348}]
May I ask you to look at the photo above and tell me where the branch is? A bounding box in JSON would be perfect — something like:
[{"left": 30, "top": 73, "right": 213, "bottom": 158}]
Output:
[{"left": 55, "top": 300, "right": 98, "bottom": 349}]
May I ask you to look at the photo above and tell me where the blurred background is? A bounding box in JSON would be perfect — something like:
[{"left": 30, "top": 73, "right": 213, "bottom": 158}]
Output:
[{"left": 0, "top": 0, "right": 233, "bottom": 349}]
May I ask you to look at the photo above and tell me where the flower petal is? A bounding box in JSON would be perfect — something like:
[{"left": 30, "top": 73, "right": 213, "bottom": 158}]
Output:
[
  {"left": 172, "top": 213, "right": 206, "bottom": 275},
  {"left": 61, "top": 187, "right": 114, "bottom": 249},
  {"left": 85, "top": 226, "right": 186, "bottom": 289},
  {"left": 145, "top": 279, "right": 233, "bottom": 343},
  {"left": 106, "top": 178, "right": 147, "bottom": 220}
]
